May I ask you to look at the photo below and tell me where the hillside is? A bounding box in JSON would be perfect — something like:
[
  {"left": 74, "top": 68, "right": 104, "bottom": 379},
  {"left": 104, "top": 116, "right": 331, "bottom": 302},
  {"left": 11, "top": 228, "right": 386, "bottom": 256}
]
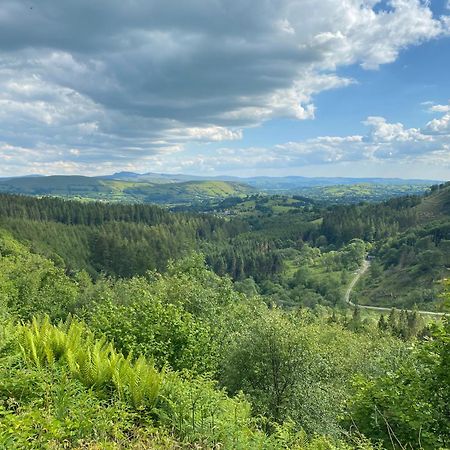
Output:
[
  {"left": 0, "top": 176, "right": 253, "bottom": 204},
  {"left": 323, "top": 182, "right": 450, "bottom": 310},
  {"left": 123, "top": 180, "right": 253, "bottom": 204},
  {"left": 2, "top": 183, "right": 450, "bottom": 311},
  {"left": 0, "top": 175, "right": 113, "bottom": 195},
  {"left": 0, "top": 193, "right": 358, "bottom": 306},
  {"left": 415, "top": 182, "right": 450, "bottom": 220},
  {"left": 101, "top": 171, "right": 439, "bottom": 187},
  {"left": 295, "top": 183, "right": 433, "bottom": 204},
  {"left": 0, "top": 173, "right": 437, "bottom": 207}
]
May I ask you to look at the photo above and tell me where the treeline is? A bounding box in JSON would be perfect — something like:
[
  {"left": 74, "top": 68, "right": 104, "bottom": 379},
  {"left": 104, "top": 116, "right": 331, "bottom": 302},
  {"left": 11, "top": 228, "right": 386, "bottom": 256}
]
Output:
[
  {"left": 320, "top": 196, "right": 421, "bottom": 245},
  {"left": 377, "top": 308, "right": 427, "bottom": 340},
  {"left": 0, "top": 194, "right": 320, "bottom": 284},
  {"left": 0, "top": 193, "right": 220, "bottom": 227},
  {"left": 0, "top": 194, "right": 250, "bottom": 277},
  {"left": 378, "top": 221, "right": 450, "bottom": 271}
]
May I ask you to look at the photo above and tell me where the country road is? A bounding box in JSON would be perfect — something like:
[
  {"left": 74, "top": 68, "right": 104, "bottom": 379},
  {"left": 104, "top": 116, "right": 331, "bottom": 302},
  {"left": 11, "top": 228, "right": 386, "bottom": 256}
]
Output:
[{"left": 345, "top": 259, "right": 448, "bottom": 317}]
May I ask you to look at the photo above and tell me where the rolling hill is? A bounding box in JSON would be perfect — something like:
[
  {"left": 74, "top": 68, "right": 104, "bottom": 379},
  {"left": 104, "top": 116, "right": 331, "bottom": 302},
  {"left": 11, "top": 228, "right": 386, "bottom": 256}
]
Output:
[
  {"left": 100, "top": 171, "right": 440, "bottom": 189},
  {"left": 0, "top": 172, "right": 437, "bottom": 206},
  {"left": 0, "top": 176, "right": 254, "bottom": 204}
]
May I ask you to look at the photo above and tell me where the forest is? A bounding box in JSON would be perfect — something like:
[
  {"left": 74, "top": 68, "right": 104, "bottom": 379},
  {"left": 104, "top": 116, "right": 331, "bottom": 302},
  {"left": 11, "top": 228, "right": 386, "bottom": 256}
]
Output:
[{"left": 1, "top": 185, "right": 450, "bottom": 449}]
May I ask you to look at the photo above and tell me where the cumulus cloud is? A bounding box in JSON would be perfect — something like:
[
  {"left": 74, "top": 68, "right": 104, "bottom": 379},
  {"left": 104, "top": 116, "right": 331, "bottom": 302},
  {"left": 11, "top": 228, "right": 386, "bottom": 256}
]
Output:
[
  {"left": 430, "top": 104, "right": 450, "bottom": 113},
  {"left": 142, "top": 108, "right": 450, "bottom": 173},
  {"left": 426, "top": 113, "right": 450, "bottom": 134},
  {"left": 296, "top": 111, "right": 450, "bottom": 165},
  {"left": 0, "top": 0, "right": 449, "bottom": 175},
  {"left": 425, "top": 101, "right": 450, "bottom": 134}
]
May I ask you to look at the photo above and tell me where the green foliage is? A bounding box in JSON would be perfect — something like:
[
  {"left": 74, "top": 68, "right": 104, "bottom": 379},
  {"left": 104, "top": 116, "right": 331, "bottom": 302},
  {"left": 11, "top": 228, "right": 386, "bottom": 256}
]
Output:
[
  {"left": 0, "top": 319, "right": 136, "bottom": 449},
  {"left": 0, "top": 193, "right": 247, "bottom": 278},
  {"left": 2, "top": 187, "right": 450, "bottom": 449},
  {"left": 261, "top": 241, "right": 364, "bottom": 308},
  {"left": 0, "top": 369, "right": 136, "bottom": 449},
  {"left": 18, "top": 316, "right": 162, "bottom": 411},
  {"left": 1, "top": 314, "right": 382, "bottom": 449},
  {"left": 219, "top": 305, "right": 403, "bottom": 438},
  {"left": 376, "top": 308, "right": 426, "bottom": 340},
  {"left": 86, "top": 255, "right": 241, "bottom": 374},
  {"left": 89, "top": 289, "right": 214, "bottom": 374},
  {"left": 0, "top": 230, "right": 79, "bottom": 321},
  {"left": 348, "top": 315, "right": 450, "bottom": 449}
]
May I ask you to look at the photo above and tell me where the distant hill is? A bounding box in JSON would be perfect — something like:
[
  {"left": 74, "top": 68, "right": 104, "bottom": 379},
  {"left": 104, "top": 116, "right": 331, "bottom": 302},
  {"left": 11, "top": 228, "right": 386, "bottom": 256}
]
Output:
[
  {"left": 0, "top": 172, "right": 441, "bottom": 205},
  {"left": 99, "top": 171, "right": 440, "bottom": 188},
  {"left": 286, "top": 183, "right": 434, "bottom": 204},
  {"left": 0, "top": 176, "right": 254, "bottom": 204},
  {"left": 232, "top": 176, "right": 439, "bottom": 191},
  {"left": 123, "top": 180, "right": 253, "bottom": 204},
  {"left": 97, "top": 172, "right": 439, "bottom": 202}
]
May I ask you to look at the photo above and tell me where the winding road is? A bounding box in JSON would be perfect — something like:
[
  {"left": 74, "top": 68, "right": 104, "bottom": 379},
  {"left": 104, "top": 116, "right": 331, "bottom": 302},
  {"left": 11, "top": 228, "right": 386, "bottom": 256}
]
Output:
[{"left": 345, "top": 259, "right": 448, "bottom": 317}]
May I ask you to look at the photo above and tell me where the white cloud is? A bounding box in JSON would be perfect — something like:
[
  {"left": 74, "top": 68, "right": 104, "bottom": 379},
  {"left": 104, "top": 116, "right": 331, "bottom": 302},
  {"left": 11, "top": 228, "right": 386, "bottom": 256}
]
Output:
[
  {"left": 364, "top": 116, "right": 432, "bottom": 142},
  {"left": 169, "top": 126, "right": 243, "bottom": 142},
  {"left": 424, "top": 100, "right": 450, "bottom": 113},
  {"left": 426, "top": 113, "right": 450, "bottom": 134},
  {"left": 429, "top": 104, "right": 450, "bottom": 113},
  {"left": 0, "top": 0, "right": 448, "bottom": 174},
  {"left": 138, "top": 107, "right": 450, "bottom": 174}
]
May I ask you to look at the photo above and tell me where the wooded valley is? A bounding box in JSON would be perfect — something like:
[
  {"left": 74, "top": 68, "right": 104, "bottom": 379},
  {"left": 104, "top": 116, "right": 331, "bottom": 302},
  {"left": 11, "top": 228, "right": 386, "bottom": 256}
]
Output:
[{"left": 1, "top": 182, "right": 450, "bottom": 449}]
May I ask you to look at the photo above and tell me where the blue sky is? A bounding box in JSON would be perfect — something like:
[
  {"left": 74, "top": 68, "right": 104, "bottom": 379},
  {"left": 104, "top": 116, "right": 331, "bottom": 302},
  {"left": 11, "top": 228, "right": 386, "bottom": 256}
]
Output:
[
  {"left": 215, "top": 29, "right": 450, "bottom": 178},
  {"left": 0, "top": 0, "right": 449, "bottom": 179}
]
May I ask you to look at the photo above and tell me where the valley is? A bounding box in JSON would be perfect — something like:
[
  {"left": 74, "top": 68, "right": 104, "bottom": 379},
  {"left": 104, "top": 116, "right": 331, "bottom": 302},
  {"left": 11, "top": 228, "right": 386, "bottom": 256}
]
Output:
[
  {"left": 1, "top": 179, "right": 449, "bottom": 449},
  {"left": 3, "top": 1, "right": 450, "bottom": 447}
]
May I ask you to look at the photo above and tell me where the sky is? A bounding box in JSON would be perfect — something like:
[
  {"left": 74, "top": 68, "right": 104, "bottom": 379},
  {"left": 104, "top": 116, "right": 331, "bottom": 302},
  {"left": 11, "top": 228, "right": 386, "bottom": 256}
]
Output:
[{"left": 0, "top": 0, "right": 450, "bottom": 179}]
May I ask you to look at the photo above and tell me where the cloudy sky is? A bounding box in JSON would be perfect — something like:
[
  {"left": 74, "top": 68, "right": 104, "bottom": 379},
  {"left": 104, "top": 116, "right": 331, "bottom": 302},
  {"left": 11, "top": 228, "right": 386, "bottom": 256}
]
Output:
[{"left": 1, "top": 0, "right": 450, "bottom": 179}]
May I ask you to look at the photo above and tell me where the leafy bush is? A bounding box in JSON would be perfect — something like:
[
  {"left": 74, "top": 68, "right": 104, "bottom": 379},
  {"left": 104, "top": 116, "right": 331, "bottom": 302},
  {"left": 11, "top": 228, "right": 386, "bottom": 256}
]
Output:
[{"left": 347, "top": 318, "right": 450, "bottom": 449}]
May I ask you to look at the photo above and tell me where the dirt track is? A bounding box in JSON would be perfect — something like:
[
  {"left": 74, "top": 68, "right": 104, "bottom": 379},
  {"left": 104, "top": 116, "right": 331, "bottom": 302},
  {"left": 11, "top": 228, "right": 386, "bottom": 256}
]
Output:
[{"left": 345, "top": 259, "right": 448, "bottom": 317}]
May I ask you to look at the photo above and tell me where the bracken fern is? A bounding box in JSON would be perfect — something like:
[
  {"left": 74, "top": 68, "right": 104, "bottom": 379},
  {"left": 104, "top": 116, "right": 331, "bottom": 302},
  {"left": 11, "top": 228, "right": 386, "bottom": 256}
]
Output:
[{"left": 18, "top": 315, "right": 163, "bottom": 410}]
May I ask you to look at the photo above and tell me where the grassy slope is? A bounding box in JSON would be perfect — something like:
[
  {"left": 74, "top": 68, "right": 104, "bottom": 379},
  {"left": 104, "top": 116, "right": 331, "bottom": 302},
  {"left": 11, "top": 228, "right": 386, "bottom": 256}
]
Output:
[
  {"left": 125, "top": 180, "right": 253, "bottom": 203},
  {"left": 415, "top": 184, "right": 450, "bottom": 220}
]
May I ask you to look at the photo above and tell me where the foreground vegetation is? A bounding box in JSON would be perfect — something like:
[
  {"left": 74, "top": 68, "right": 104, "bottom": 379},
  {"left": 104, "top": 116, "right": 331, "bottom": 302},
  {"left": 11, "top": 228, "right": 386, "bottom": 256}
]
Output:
[
  {"left": 1, "top": 225, "right": 450, "bottom": 448},
  {"left": 1, "top": 183, "right": 450, "bottom": 448}
]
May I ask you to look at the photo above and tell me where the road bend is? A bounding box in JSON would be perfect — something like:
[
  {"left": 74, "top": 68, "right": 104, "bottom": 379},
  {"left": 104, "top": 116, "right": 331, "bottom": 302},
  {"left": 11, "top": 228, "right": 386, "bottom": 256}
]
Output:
[{"left": 345, "top": 259, "right": 448, "bottom": 317}]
